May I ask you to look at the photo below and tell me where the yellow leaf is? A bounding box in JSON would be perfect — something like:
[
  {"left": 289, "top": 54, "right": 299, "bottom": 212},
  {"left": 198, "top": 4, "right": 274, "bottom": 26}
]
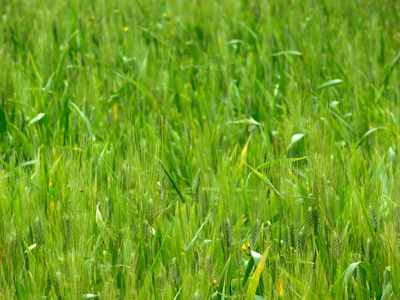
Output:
[
  {"left": 246, "top": 245, "right": 271, "bottom": 300},
  {"left": 239, "top": 134, "right": 252, "bottom": 170},
  {"left": 113, "top": 103, "right": 118, "bottom": 121}
]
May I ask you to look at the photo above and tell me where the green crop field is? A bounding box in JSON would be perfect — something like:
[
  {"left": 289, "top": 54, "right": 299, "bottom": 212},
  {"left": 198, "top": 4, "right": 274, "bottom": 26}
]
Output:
[{"left": 1, "top": 0, "right": 400, "bottom": 298}]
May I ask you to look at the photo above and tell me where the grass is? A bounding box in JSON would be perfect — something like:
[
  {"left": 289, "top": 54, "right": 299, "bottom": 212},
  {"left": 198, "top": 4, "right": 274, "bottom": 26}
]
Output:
[{"left": 1, "top": 0, "right": 400, "bottom": 298}]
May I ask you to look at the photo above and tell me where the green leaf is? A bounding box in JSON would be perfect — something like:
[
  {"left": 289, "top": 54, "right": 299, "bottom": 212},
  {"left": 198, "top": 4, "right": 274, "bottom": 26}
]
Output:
[
  {"left": 185, "top": 213, "right": 211, "bottom": 254},
  {"left": 68, "top": 102, "right": 94, "bottom": 138},
  {"left": 226, "top": 118, "right": 263, "bottom": 126},
  {"left": 389, "top": 147, "right": 396, "bottom": 163},
  {"left": 355, "top": 188, "right": 382, "bottom": 260},
  {"left": 27, "top": 113, "right": 45, "bottom": 127},
  {"left": 49, "top": 154, "right": 63, "bottom": 178},
  {"left": 272, "top": 50, "right": 302, "bottom": 56},
  {"left": 343, "top": 261, "right": 381, "bottom": 298},
  {"left": 0, "top": 158, "right": 23, "bottom": 176},
  {"left": 242, "top": 257, "right": 255, "bottom": 287},
  {"left": 287, "top": 134, "right": 304, "bottom": 150},
  {"left": 381, "top": 281, "right": 392, "bottom": 300},
  {"left": 318, "top": 79, "right": 343, "bottom": 89},
  {"left": 218, "top": 256, "right": 232, "bottom": 300},
  {"left": 256, "top": 156, "right": 307, "bottom": 169},
  {"left": 115, "top": 71, "right": 159, "bottom": 113},
  {"left": 98, "top": 143, "right": 116, "bottom": 179},
  {"left": 355, "top": 127, "right": 396, "bottom": 149},
  {"left": 280, "top": 266, "right": 317, "bottom": 298},
  {"left": 383, "top": 52, "right": 400, "bottom": 86},
  {"left": 0, "top": 106, "right": 7, "bottom": 134},
  {"left": 329, "top": 108, "right": 356, "bottom": 134},
  {"left": 233, "top": 20, "right": 259, "bottom": 42},
  {"left": 95, "top": 203, "right": 111, "bottom": 241},
  {"left": 242, "top": 160, "right": 287, "bottom": 205},
  {"left": 148, "top": 227, "right": 171, "bottom": 275},
  {"left": 17, "top": 160, "right": 36, "bottom": 169},
  {"left": 159, "top": 159, "right": 189, "bottom": 203},
  {"left": 8, "top": 122, "right": 34, "bottom": 157}
]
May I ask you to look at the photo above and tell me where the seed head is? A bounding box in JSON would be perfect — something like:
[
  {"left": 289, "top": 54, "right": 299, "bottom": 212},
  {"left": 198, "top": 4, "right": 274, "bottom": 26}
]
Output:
[
  {"left": 297, "top": 227, "right": 306, "bottom": 254},
  {"left": 157, "top": 270, "right": 165, "bottom": 292},
  {"left": 192, "top": 170, "right": 201, "bottom": 202},
  {"left": 333, "top": 232, "right": 342, "bottom": 260},
  {"left": 35, "top": 217, "right": 46, "bottom": 246},
  {"left": 223, "top": 218, "right": 233, "bottom": 256},
  {"left": 394, "top": 207, "right": 400, "bottom": 234},
  {"left": 235, "top": 243, "right": 241, "bottom": 269},
  {"left": 63, "top": 215, "right": 72, "bottom": 250},
  {"left": 369, "top": 205, "right": 377, "bottom": 232},
  {"left": 201, "top": 191, "right": 209, "bottom": 220},
  {"left": 365, "top": 238, "right": 374, "bottom": 262},
  {"left": 146, "top": 198, "right": 155, "bottom": 227},
  {"left": 307, "top": 207, "right": 319, "bottom": 235},
  {"left": 170, "top": 257, "right": 181, "bottom": 289},
  {"left": 289, "top": 223, "right": 296, "bottom": 249},
  {"left": 251, "top": 219, "right": 260, "bottom": 250},
  {"left": 142, "top": 221, "right": 150, "bottom": 245},
  {"left": 205, "top": 254, "right": 214, "bottom": 278}
]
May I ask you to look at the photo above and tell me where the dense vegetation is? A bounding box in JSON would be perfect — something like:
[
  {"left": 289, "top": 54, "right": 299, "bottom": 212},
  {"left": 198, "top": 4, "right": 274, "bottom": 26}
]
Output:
[{"left": 1, "top": 0, "right": 400, "bottom": 298}]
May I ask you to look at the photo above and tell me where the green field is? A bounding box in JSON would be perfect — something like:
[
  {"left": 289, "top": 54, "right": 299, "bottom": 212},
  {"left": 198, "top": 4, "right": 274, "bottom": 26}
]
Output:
[{"left": 1, "top": 0, "right": 400, "bottom": 298}]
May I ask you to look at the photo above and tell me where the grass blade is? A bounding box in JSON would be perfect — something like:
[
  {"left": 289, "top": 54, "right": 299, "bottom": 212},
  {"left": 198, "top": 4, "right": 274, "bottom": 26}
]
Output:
[
  {"left": 272, "top": 50, "right": 302, "bottom": 56},
  {"left": 383, "top": 52, "right": 400, "bottom": 86},
  {"left": 185, "top": 213, "right": 211, "bottom": 254},
  {"left": 355, "top": 127, "right": 396, "bottom": 149},
  {"left": 246, "top": 246, "right": 271, "bottom": 300},
  {"left": 68, "top": 102, "right": 94, "bottom": 138},
  {"left": 159, "top": 159, "right": 188, "bottom": 203},
  {"left": 318, "top": 79, "right": 343, "bottom": 89},
  {"left": 242, "top": 160, "right": 287, "bottom": 205},
  {"left": 27, "top": 113, "right": 45, "bottom": 127},
  {"left": 256, "top": 156, "right": 307, "bottom": 169},
  {"left": 342, "top": 262, "right": 381, "bottom": 298}
]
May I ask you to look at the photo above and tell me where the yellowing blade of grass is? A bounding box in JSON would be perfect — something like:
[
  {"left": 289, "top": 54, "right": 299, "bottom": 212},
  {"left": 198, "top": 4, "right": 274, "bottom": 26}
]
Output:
[{"left": 246, "top": 245, "right": 271, "bottom": 300}]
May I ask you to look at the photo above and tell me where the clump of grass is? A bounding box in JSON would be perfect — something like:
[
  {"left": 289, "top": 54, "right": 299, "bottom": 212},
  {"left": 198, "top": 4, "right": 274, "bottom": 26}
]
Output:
[{"left": 0, "top": 0, "right": 400, "bottom": 298}]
